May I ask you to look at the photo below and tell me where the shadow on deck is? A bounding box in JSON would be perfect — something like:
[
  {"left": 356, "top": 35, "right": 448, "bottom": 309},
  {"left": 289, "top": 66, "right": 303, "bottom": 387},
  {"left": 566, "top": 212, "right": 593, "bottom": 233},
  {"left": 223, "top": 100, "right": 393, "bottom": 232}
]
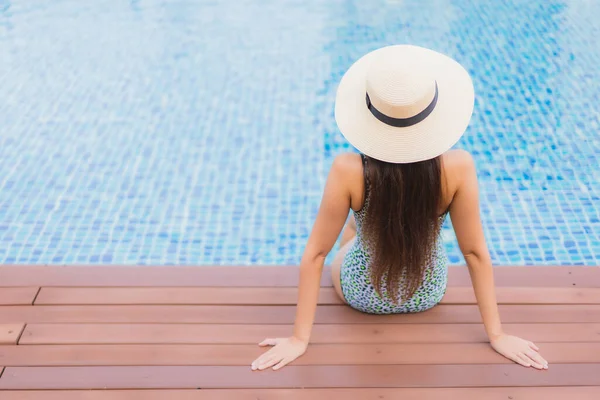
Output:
[{"left": 0, "top": 265, "right": 599, "bottom": 399}]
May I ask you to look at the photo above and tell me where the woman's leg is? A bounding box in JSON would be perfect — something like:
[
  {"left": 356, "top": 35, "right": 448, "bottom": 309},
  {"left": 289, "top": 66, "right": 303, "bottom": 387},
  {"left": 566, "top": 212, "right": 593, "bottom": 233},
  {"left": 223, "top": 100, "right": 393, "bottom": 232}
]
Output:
[{"left": 331, "top": 215, "right": 357, "bottom": 303}]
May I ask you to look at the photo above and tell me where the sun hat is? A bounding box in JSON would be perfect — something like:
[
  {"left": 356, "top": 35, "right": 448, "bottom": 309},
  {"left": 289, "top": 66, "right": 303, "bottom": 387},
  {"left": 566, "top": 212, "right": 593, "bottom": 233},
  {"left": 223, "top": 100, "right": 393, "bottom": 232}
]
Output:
[{"left": 334, "top": 45, "right": 475, "bottom": 164}]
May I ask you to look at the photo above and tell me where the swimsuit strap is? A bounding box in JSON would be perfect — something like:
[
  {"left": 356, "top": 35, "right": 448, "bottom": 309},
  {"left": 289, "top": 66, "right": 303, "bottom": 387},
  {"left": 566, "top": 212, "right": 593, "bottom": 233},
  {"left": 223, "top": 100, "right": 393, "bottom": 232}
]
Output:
[{"left": 360, "top": 153, "right": 370, "bottom": 202}]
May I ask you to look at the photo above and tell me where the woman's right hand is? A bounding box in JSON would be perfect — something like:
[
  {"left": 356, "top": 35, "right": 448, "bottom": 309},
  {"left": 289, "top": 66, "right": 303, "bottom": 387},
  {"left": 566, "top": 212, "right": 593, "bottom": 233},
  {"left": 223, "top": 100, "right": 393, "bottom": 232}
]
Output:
[
  {"left": 490, "top": 333, "right": 548, "bottom": 369},
  {"left": 251, "top": 336, "right": 308, "bottom": 371}
]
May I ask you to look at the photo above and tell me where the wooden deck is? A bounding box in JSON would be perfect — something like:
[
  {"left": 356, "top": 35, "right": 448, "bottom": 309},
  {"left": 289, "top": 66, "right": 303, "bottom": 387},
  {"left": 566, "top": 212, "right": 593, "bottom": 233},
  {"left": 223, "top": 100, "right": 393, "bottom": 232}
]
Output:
[{"left": 0, "top": 265, "right": 599, "bottom": 399}]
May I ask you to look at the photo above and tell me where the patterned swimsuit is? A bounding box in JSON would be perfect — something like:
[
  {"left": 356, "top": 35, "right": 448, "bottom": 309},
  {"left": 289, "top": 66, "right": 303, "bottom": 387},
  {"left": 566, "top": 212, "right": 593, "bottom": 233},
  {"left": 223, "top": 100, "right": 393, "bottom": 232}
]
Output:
[{"left": 340, "top": 155, "right": 449, "bottom": 314}]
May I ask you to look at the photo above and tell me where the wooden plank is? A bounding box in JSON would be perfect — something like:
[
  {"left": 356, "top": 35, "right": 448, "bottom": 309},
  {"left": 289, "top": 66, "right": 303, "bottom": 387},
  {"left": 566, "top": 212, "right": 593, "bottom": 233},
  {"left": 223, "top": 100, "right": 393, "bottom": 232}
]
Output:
[
  {"left": 2, "top": 343, "right": 599, "bottom": 366},
  {"left": 19, "top": 323, "right": 600, "bottom": 345},
  {"left": 1, "top": 265, "right": 598, "bottom": 287},
  {"left": 0, "top": 266, "right": 331, "bottom": 287},
  {"left": 0, "top": 288, "right": 39, "bottom": 305},
  {"left": 34, "top": 286, "right": 600, "bottom": 305},
  {"left": 1, "top": 364, "right": 599, "bottom": 389},
  {"left": 34, "top": 287, "right": 343, "bottom": 305},
  {"left": 0, "top": 324, "right": 25, "bottom": 345},
  {"left": 3, "top": 388, "right": 600, "bottom": 400},
  {"left": 442, "top": 287, "right": 600, "bottom": 305},
  {"left": 3, "top": 304, "right": 600, "bottom": 324}
]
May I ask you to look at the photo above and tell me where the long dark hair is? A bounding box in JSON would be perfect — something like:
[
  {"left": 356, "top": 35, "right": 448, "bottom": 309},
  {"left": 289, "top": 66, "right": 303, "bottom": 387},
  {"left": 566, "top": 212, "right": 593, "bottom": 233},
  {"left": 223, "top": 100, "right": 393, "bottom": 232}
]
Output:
[{"left": 362, "top": 155, "right": 443, "bottom": 302}]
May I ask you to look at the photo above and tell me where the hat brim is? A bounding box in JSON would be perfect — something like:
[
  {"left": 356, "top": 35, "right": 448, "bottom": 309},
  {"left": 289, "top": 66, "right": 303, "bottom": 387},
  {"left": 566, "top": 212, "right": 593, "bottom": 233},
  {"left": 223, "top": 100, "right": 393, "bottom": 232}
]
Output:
[{"left": 334, "top": 45, "right": 475, "bottom": 164}]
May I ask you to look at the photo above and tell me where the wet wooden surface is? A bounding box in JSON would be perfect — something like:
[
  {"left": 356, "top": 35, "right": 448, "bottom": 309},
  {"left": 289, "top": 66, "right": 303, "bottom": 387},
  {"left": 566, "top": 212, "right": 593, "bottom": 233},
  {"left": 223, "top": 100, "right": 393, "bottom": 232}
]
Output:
[{"left": 0, "top": 265, "right": 599, "bottom": 399}]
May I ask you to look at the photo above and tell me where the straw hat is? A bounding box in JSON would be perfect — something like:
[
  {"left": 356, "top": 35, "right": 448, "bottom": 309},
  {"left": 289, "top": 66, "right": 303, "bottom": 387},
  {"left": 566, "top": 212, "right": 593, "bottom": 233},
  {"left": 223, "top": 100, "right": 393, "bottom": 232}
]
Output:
[{"left": 334, "top": 45, "right": 474, "bottom": 164}]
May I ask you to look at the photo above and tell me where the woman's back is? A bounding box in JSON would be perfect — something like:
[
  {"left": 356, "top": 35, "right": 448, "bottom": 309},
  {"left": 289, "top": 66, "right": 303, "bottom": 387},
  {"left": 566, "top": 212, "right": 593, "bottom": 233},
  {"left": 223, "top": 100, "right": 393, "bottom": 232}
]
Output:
[
  {"left": 342, "top": 149, "right": 473, "bottom": 217},
  {"left": 335, "top": 150, "right": 472, "bottom": 314}
]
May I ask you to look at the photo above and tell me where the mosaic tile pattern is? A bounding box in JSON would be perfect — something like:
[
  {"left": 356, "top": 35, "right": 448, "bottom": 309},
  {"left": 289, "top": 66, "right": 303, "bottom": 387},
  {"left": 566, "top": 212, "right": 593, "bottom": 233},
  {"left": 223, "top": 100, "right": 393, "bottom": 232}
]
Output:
[{"left": 0, "top": 0, "right": 599, "bottom": 265}]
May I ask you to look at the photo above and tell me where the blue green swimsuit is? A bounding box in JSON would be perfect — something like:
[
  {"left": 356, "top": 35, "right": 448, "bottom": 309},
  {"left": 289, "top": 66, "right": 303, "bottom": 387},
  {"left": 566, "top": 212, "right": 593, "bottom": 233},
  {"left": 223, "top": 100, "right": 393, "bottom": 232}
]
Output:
[{"left": 340, "top": 155, "right": 449, "bottom": 314}]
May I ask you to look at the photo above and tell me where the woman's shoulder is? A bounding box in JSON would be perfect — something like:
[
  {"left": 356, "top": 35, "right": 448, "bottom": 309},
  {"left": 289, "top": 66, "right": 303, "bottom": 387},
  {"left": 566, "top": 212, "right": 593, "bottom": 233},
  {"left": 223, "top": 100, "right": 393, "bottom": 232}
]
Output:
[
  {"left": 330, "top": 152, "right": 364, "bottom": 178},
  {"left": 442, "top": 149, "right": 476, "bottom": 178},
  {"left": 332, "top": 152, "right": 363, "bottom": 166},
  {"left": 441, "top": 149, "right": 478, "bottom": 206},
  {"left": 330, "top": 153, "right": 366, "bottom": 211},
  {"left": 331, "top": 150, "right": 476, "bottom": 177},
  {"left": 442, "top": 149, "right": 474, "bottom": 167}
]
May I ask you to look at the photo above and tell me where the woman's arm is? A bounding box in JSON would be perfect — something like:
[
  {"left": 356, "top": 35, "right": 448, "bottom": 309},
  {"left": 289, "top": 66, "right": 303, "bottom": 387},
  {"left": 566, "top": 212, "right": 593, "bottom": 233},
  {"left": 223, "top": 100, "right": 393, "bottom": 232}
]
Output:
[
  {"left": 251, "top": 154, "right": 353, "bottom": 371},
  {"left": 447, "top": 152, "right": 503, "bottom": 340},
  {"left": 448, "top": 151, "right": 547, "bottom": 369}
]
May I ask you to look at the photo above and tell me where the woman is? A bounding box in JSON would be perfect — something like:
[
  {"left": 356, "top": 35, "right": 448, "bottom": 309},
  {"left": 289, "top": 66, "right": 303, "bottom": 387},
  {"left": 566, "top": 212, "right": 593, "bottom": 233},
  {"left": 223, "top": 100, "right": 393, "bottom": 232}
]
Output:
[{"left": 251, "top": 45, "right": 548, "bottom": 371}]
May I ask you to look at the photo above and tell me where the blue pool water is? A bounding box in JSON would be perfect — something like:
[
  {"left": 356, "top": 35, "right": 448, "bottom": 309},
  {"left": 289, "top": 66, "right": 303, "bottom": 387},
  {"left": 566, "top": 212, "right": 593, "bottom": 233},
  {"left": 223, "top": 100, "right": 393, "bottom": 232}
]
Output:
[{"left": 0, "top": 0, "right": 599, "bottom": 266}]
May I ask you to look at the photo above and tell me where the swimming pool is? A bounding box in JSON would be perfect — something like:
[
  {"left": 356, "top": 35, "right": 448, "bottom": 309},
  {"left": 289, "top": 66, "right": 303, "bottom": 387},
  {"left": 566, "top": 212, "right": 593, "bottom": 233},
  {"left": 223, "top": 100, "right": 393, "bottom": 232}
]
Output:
[{"left": 0, "top": 0, "right": 599, "bottom": 266}]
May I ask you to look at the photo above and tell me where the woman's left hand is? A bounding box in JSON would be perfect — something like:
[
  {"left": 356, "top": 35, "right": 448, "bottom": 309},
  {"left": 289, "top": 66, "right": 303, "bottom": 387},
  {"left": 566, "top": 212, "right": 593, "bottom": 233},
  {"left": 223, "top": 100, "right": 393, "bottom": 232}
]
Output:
[
  {"left": 251, "top": 336, "right": 308, "bottom": 371},
  {"left": 490, "top": 333, "right": 548, "bottom": 369}
]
